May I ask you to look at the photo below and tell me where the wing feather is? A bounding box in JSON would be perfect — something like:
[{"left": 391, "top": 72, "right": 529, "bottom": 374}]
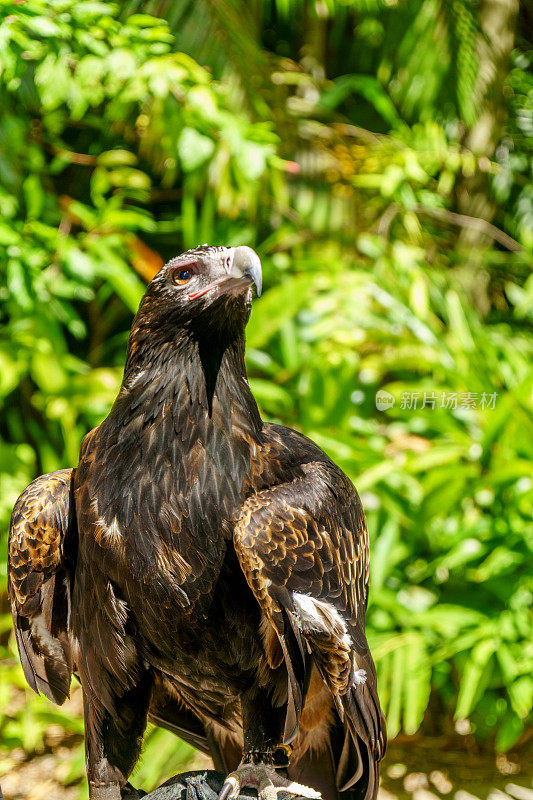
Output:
[
  {"left": 8, "top": 469, "right": 75, "bottom": 705},
  {"left": 235, "top": 433, "right": 385, "bottom": 791},
  {"left": 235, "top": 460, "right": 367, "bottom": 687}
]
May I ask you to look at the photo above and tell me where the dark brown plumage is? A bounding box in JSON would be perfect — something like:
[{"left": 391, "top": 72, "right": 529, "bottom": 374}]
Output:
[{"left": 8, "top": 245, "right": 385, "bottom": 800}]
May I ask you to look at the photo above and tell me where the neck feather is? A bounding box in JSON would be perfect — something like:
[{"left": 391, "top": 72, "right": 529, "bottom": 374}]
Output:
[{"left": 118, "top": 325, "right": 262, "bottom": 439}]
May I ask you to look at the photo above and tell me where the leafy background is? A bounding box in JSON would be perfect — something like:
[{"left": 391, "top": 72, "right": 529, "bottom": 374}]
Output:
[{"left": 0, "top": 0, "right": 532, "bottom": 796}]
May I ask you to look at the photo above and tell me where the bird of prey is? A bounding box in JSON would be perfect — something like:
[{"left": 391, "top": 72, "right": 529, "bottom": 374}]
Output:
[{"left": 8, "top": 246, "right": 385, "bottom": 800}]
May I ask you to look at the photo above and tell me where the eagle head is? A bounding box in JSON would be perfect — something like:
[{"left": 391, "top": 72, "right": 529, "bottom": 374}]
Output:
[{"left": 135, "top": 244, "right": 261, "bottom": 335}]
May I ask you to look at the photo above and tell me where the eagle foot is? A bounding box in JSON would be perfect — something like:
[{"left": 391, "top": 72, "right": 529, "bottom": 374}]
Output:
[{"left": 218, "top": 763, "right": 321, "bottom": 800}]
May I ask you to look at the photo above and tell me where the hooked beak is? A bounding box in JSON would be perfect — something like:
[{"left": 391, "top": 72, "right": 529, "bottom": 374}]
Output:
[
  {"left": 187, "top": 246, "right": 262, "bottom": 301},
  {"left": 230, "top": 246, "right": 262, "bottom": 297}
]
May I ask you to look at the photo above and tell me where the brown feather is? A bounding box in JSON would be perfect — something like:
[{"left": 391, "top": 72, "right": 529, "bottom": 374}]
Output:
[
  {"left": 8, "top": 470, "right": 74, "bottom": 705},
  {"left": 9, "top": 247, "right": 385, "bottom": 799}
]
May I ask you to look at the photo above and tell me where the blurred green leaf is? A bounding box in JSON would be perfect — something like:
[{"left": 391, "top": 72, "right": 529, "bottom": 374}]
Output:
[
  {"left": 0, "top": 0, "right": 531, "bottom": 779},
  {"left": 178, "top": 128, "right": 216, "bottom": 172},
  {"left": 456, "top": 638, "right": 497, "bottom": 719}
]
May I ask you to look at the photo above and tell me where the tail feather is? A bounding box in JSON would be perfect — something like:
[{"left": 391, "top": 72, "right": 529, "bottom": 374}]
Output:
[
  {"left": 284, "top": 596, "right": 385, "bottom": 798},
  {"left": 290, "top": 712, "right": 378, "bottom": 800},
  {"left": 338, "top": 652, "right": 386, "bottom": 798},
  {"left": 280, "top": 607, "right": 313, "bottom": 743},
  {"left": 288, "top": 655, "right": 384, "bottom": 800},
  {"left": 15, "top": 613, "right": 72, "bottom": 705},
  {"left": 341, "top": 680, "right": 386, "bottom": 763},
  {"left": 289, "top": 738, "right": 341, "bottom": 799},
  {"left": 337, "top": 726, "right": 364, "bottom": 790}
]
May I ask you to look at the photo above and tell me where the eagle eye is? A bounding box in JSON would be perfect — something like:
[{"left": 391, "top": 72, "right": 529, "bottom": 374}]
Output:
[{"left": 172, "top": 269, "right": 193, "bottom": 285}]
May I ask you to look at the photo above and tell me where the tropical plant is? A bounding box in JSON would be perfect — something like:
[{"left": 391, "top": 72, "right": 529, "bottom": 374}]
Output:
[{"left": 0, "top": 0, "right": 531, "bottom": 795}]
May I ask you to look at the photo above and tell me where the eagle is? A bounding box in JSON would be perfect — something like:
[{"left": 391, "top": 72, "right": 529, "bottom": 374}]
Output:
[{"left": 8, "top": 246, "right": 385, "bottom": 800}]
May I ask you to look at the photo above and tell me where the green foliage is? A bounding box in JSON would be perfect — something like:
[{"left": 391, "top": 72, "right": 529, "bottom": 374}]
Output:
[{"left": 1, "top": 0, "right": 532, "bottom": 793}]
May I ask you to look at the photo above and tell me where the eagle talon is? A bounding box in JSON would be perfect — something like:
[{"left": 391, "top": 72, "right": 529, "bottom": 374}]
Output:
[
  {"left": 218, "top": 763, "right": 321, "bottom": 800},
  {"left": 219, "top": 775, "right": 240, "bottom": 800}
]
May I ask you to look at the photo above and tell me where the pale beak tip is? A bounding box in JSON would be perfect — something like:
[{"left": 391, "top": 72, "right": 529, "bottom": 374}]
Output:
[
  {"left": 252, "top": 272, "right": 262, "bottom": 298},
  {"left": 233, "top": 246, "right": 263, "bottom": 298}
]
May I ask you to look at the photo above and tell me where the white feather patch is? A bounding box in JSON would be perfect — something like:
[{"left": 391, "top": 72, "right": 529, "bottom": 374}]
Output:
[
  {"left": 354, "top": 668, "right": 367, "bottom": 685},
  {"left": 122, "top": 368, "right": 148, "bottom": 392},
  {"left": 293, "top": 593, "right": 352, "bottom": 649},
  {"left": 96, "top": 515, "right": 122, "bottom": 543}
]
